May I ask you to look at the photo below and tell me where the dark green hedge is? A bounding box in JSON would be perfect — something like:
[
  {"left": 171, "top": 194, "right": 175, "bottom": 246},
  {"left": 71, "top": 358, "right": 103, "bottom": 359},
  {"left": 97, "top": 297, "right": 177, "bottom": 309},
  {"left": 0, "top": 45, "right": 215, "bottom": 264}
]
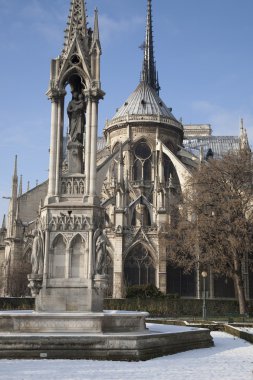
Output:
[
  {"left": 104, "top": 298, "right": 253, "bottom": 318},
  {"left": 0, "top": 297, "right": 35, "bottom": 311},
  {"left": 0, "top": 296, "right": 252, "bottom": 318}
]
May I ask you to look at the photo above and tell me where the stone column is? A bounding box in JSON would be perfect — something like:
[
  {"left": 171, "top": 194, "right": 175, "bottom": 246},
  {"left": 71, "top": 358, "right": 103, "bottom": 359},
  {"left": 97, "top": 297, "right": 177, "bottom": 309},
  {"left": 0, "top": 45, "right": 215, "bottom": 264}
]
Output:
[
  {"left": 88, "top": 228, "right": 94, "bottom": 279},
  {"left": 48, "top": 95, "right": 59, "bottom": 198},
  {"left": 55, "top": 94, "right": 65, "bottom": 197},
  {"left": 113, "top": 233, "right": 124, "bottom": 298},
  {"left": 65, "top": 246, "right": 71, "bottom": 279},
  {"left": 89, "top": 99, "right": 98, "bottom": 197},
  {"left": 158, "top": 245, "right": 167, "bottom": 294},
  {"left": 84, "top": 96, "right": 92, "bottom": 195},
  {"left": 43, "top": 229, "right": 50, "bottom": 285}
]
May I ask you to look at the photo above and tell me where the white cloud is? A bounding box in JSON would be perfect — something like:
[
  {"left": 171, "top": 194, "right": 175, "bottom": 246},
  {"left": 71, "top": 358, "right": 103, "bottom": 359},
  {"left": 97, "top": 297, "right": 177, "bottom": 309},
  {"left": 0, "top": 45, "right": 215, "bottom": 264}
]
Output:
[
  {"left": 191, "top": 100, "right": 253, "bottom": 146},
  {"left": 98, "top": 14, "right": 144, "bottom": 43}
]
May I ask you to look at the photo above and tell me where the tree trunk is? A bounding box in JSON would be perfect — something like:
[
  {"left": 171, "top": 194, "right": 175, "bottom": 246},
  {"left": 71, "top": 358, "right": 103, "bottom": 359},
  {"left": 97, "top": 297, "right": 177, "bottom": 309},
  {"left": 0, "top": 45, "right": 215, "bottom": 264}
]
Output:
[{"left": 233, "top": 272, "right": 247, "bottom": 315}]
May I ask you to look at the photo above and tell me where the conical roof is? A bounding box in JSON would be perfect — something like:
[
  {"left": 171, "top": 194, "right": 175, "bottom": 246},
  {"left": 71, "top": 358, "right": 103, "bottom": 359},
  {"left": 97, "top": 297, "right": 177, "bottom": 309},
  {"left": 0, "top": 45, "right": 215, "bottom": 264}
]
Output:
[{"left": 112, "top": 81, "right": 177, "bottom": 120}]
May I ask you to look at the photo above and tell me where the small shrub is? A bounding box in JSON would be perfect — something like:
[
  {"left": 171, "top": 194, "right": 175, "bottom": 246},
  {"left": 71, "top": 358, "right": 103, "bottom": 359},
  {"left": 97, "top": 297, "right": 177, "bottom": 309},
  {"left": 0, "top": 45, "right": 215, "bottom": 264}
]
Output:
[{"left": 126, "top": 284, "right": 164, "bottom": 299}]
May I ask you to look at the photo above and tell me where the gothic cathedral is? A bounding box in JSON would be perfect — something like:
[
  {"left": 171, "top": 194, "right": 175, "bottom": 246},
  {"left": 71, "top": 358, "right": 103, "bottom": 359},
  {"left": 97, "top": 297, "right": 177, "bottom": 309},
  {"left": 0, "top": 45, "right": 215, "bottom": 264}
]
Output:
[{"left": 0, "top": 0, "right": 252, "bottom": 301}]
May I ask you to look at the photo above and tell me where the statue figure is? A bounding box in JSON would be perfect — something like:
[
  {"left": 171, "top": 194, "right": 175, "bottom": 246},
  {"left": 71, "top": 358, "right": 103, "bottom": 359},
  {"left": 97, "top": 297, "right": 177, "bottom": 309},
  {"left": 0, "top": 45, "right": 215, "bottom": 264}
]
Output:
[
  {"left": 95, "top": 231, "right": 107, "bottom": 275},
  {"left": 4, "top": 244, "right": 11, "bottom": 265},
  {"left": 3, "top": 244, "right": 11, "bottom": 277},
  {"left": 67, "top": 92, "right": 86, "bottom": 144},
  {"left": 31, "top": 229, "right": 44, "bottom": 275}
]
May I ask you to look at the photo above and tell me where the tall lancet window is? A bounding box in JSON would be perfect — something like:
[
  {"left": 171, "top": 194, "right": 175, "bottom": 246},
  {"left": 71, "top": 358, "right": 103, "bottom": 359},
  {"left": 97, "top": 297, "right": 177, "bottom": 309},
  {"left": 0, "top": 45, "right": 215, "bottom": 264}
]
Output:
[
  {"left": 70, "top": 234, "right": 86, "bottom": 278},
  {"left": 133, "top": 139, "right": 152, "bottom": 181}
]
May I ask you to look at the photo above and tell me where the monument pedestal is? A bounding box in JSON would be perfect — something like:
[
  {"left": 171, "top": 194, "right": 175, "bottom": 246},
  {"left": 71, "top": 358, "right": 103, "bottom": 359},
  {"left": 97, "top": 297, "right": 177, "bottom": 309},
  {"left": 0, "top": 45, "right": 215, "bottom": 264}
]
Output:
[
  {"left": 0, "top": 311, "right": 148, "bottom": 334},
  {"left": 0, "top": 310, "right": 213, "bottom": 361},
  {"left": 35, "top": 284, "right": 104, "bottom": 313}
]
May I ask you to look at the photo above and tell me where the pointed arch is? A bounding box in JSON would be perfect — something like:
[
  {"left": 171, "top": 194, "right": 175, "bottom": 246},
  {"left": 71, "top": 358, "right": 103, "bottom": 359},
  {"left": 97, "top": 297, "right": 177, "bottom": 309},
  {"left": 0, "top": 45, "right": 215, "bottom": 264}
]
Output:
[
  {"left": 60, "top": 66, "right": 89, "bottom": 91},
  {"left": 124, "top": 243, "right": 156, "bottom": 287},
  {"left": 69, "top": 233, "right": 86, "bottom": 278},
  {"left": 124, "top": 239, "right": 157, "bottom": 265},
  {"left": 129, "top": 195, "right": 153, "bottom": 226},
  {"left": 52, "top": 233, "right": 67, "bottom": 248},
  {"left": 132, "top": 138, "right": 153, "bottom": 182},
  {"left": 59, "top": 36, "right": 92, "bottom": 90},
  {"left": 52, "top": 234, "right": 66, "bottom": 279},
  {"left": 133, "top": 136, "right": 154, "bottom": 151}
]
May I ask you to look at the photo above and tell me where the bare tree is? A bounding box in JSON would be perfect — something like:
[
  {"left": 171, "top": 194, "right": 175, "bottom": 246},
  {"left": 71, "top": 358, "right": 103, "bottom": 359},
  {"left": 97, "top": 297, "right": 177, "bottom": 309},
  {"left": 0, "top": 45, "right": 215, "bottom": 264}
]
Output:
[{"left": 164, "top": 149, "right": 253, "bottom": 314}]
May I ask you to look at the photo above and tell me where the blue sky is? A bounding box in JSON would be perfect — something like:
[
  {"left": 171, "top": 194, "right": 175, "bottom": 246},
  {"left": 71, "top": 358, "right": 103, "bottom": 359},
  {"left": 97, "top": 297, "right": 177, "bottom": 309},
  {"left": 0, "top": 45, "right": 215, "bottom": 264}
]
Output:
[{"left": 1, "top": 0, "right": 253, "bottom": 222}]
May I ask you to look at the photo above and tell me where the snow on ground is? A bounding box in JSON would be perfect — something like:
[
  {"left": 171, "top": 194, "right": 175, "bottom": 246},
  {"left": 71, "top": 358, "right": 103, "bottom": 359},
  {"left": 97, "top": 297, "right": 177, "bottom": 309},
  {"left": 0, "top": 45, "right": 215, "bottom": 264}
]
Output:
[
  {"left": 236, "top": 327, "right": 253, "bottom": 334},
  {"left": 0, "top": 331, "right": 253, "bottom": 380}
]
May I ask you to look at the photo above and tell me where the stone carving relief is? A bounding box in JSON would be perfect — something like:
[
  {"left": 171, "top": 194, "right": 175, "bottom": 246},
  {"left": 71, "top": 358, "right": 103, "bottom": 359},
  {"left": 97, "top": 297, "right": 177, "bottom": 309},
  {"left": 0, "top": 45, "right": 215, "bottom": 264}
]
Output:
[
  {"left": 95, "top": 230, "right": 107, "bottom": 275},
  {"left": 49, "top": 215, "right": 90, "bottom": 232},
  {"left": 93, "top": 229, "right": 113, "bottom": 280},
  {"left": 31, "top": 229, "right": 44, "bottom": 275},
  {"left": 28, "top": 229, "right": 44, "bottom": 296},
  {"left": 61, "top": 177, "right": 85, "bottom": 195}
]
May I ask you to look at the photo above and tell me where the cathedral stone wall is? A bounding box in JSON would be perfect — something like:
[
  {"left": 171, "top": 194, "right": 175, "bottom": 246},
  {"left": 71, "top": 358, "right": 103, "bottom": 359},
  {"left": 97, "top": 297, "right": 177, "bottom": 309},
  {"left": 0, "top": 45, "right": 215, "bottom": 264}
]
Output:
[
  {"left": 18, "top": 181, "right": 48, "bottom": 223},
  {"left": 0, "top": 247, "right": 5, "bottom": 296}
]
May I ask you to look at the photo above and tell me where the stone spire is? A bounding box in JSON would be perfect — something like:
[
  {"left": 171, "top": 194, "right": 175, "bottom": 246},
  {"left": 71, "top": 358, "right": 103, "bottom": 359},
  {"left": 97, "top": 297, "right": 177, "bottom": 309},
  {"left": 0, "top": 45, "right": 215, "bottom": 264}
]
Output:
[
  {"left": 62, "top": 0, "right": 88, "bottom": 55},
  {"left": 7, "top": 156, "right": 18, "bottom": 238},
  {"left": 92, "top": 8, "right": 100, "bottom": 45},
  {"left": 1, "top": 214, "right": 6, "bottom": 230},
  {"left": 141, "top": 0, "right": 160, "bottom": 93},
  {"left": 239, "top": 118, "right": 250, "bottom": 151},
  {"left": 18, "top": 175, "right": 23, "bottom": 197},
  {"left": 12, "top": 155, "right": 18, "bottom": 201}
]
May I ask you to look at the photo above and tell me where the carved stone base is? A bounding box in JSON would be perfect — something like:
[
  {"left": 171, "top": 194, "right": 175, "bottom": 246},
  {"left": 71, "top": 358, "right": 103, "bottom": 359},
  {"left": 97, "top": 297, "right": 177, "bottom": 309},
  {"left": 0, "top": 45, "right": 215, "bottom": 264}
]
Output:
[
  {"left": 0, "top": 312, "right": 214, "bottom": 361},
  {"left": 27, "top": 274, "right": 43, "bottom": 297},
  {"left": 35, "top": 285, "right": 104, "bottom": 313},
  {"left": 67, "top": 141, "right": 83, "bottom": 174},
  {"left": 93, "top": 274, "right": 108, "bottom": 290}
]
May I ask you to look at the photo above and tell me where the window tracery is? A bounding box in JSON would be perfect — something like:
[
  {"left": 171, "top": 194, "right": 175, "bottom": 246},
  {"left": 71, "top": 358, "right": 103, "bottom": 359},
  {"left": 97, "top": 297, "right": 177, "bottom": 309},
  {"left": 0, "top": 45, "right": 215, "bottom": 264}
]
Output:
[{"left": 132, "top": 140, "right": 152, "bottom": 181}]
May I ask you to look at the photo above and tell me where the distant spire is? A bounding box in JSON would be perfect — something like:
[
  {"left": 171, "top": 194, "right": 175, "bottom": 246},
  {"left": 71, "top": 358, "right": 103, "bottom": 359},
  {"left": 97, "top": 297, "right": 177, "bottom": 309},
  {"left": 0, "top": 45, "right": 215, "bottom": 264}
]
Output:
[
  {"left": 93, "top": 8, "right": 100, "bottom": 43},
  {"left": 240, "top": 118, "right": 244, "bottom": 135},
  {"left": 240, "top": 118, "right": 250, "bottom": 151},
  {"left": 7, "top": 156, "right": 18, "bottom": 238},
  {"left": 18, "top": 175, "right": 23, "bottom": 197},
  {"left": 12, "top": 155, "right": 18, "bottom": 199},
  {"left": 90, "top": 7, "right": 101, "bottom": 55},
  {"left": 27, "top": 181, "right": 30, "bottom": 192},
  {"left": 13, "top": 155, "right": 18, "bottom": 178},
  {"left": 63, "top": 0, "right": 88, "bottom": 55},
  {"left": 1, "top": 214, "right": 6, "bottom": 229},
  {"left": 141, "top": 0, "right": 160, "bottom": 93}
]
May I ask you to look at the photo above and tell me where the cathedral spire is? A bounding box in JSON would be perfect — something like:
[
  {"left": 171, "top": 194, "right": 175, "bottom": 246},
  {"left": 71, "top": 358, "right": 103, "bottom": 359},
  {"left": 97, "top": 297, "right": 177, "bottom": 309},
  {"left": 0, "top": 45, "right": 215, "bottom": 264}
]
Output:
[
  {"left": 12, "top": 155, "right": 18, "bottom": 200},
  {"left": 18, "top": 175, "right": 23, "bottom": 197},
  {"left": 239, "top": 118, "right": 250, "bottom": 151},
  {"left": 141, "top": 0, "right": 160, "bottom": 93},
  {"left": 93, "top": 8, "right": 100, "bottom": 44},
  {"left": 63, "top": 0, "right": 88, "bottom": 55},
  {"left": 1, "top": 214, "right": 6, "bottom": 230},
  {"left": 7, "top": 156, "right": 18, "bottom": 238}
]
